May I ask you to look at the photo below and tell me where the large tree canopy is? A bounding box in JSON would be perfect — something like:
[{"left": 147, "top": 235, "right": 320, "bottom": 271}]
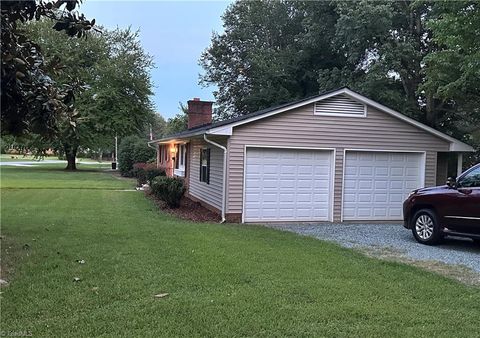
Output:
[
  {"left": 200, "top": 1, "right": 342, "bottom": 120},
  {"left": 23, "top": 20, "right": 155, "bottom": 169},
  {"left": 1, "top": 0, "right": 95, "bottom": 137},
  {"left": 200, "top": 0, "right": 479, "bottom": 151},
  {"left": 422, "top": 1, "right": 480, "bottom": 152}
]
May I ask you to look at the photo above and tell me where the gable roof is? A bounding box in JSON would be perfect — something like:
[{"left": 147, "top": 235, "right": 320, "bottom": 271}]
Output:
[{"left": 150, "top": 87, "right": 474, "bottom": 152}]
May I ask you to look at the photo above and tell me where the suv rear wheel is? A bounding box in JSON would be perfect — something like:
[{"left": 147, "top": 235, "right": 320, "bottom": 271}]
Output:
[{"left": 411, "top": 209, "right": 443, "bottom": 245}]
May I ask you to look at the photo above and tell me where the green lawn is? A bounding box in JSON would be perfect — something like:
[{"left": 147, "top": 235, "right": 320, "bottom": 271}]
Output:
[
  {"left": 1, "top": 166, "right": 479, "bottom": 337},
  {"left": 0, "top": 154, "right": 51, "bottom": 162}
]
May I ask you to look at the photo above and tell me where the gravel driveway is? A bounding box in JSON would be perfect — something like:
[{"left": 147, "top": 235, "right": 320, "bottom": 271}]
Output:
[{"left": 266, "top": 223, "right": 480, "bottom": 274}]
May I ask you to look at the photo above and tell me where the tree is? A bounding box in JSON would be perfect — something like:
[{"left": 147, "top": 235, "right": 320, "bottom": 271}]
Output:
[
  {"left": 329, "top": 1, "right": 441, "bottom": 124},
  {"left": 164, "top": 103, "right": 188, "bottom": 135},
  {"left": 143, "top": 113, "right": 167, "bottom": 140},
  {"left": 118, "top": 135, "right": 155, "bottom": 176},
  {"left": 422, "top": 1, "right": 480, "bottom": 152},
  {"left": 23, "top": 20, "right": 155, "bottom": 170},
  {"left": 1, "top": 0, "right": 95, "bottom": 138},
  {"left": 200, "top": 0, "right": 478, "bottom": 153},
  {"left": 200, "top": 0, "right": 342, "bottom": 120}
]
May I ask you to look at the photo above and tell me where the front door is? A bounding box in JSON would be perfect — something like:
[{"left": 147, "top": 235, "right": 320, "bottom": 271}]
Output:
[{"left": 174, "top": 144, "right": 186, "bottom": 177}]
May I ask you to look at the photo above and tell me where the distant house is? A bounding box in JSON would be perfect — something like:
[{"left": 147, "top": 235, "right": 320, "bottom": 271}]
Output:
[{"left": 149, "top": 88, "right": 473, "bottom": 223}]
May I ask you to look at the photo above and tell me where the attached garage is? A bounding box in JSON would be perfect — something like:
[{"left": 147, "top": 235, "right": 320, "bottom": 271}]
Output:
[
  {"left": 243, "top": 147, "right": 333, "bottom": 222},
  {"left": 342, "top": 151, "right": 425, "bottom": 221},
  {"left": 152, "top": 88, "right": 473, "bottom": 223}
]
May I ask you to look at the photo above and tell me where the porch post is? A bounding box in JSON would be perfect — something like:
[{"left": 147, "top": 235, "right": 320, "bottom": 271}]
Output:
[{"left": 457, "top": 153, "right": 463, "bottom": 177}]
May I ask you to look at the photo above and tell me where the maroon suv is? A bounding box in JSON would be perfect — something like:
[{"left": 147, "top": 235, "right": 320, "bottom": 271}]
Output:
[{"left": 403, "top": 163, "right": 480, "bottom": 245}]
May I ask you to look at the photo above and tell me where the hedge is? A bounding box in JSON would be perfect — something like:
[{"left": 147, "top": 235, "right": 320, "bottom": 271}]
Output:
[
  {"left": 133, "top": 163, "right": 165, "bottom": 186},
  {"left": 150, "top": 176, "right": 185, "bottom": 208}
]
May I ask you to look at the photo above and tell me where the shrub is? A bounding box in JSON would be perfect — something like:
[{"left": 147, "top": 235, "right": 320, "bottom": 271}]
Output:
[
  {"left": 132, "top": 162, "right": 148, "bottom": 185},
  {"left": 118, "top": 136, "right": 138, "bottom": 176},
  {"left": 133, "top": 163, "right": 165, "bottom": 186},
  {"left": 118, "top": 136, "right": 156, "bottom": 176},
  {"left": 133, "top": 141, "right": 155, "bottom": 163},
  {"left": 151, "top": 176, "right": 185, "bottom": 208},
  {"left": 145, "top": 165, "right": 166, "bottom": 183}
]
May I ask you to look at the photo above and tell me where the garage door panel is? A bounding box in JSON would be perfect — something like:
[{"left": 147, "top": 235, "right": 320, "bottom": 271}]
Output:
[
  {"left": 343, "top": 151, "right": 423, "bottom": 221},
  {"left": 373, "top": 209, "right": 387, "bottom": 217},
  {"left": 313, "top": 193, "right": 329, "bottom": 202},
  {"left": 244, "top": 148, "right": 332, "bottom": 222}
]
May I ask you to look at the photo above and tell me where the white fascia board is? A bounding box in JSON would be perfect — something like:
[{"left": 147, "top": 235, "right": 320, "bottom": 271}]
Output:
[
  {"left": 148, "top": 130, "right": 207, "bottom": 144},
  {"left": 449, "top": 142, "right": 475, "bottom": 152},
  {"left": 206, "top": 125, "right": 232, "bottom": 136}
]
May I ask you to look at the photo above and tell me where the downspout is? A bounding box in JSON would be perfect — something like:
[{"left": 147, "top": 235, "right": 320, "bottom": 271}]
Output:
[
  {"left": 203, "top": 133, "right": 227, "bottom": 223},
  {"left": 147, "top": 140, "right": 157, "bottom": 150},
  {"left": 147, "top": 141, "right": 158, "bottom": 167}
]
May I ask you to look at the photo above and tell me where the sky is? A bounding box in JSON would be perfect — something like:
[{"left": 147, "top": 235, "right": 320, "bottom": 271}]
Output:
[{"left": 79, "top": 1, "right": 231, "bottom": 119}]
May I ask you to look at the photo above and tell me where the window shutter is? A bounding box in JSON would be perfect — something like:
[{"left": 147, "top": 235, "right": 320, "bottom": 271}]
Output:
[
  {"left": 199, "top": 149, "right": 203, "bottom": 181},
  {"left": 206, "top": 148, "right": 210, "bottom": 184}
]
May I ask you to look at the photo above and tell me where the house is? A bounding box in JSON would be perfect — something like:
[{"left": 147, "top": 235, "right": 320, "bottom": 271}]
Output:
[{"left": 149, "top": 88, "right": 474, "bottom": 223}]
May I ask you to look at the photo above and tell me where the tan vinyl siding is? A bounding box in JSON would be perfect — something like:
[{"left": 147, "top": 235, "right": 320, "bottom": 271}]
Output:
[
  {"left": 227, "top": 104, "right": 450, "bottom": 221},
  {"left": 188, "top": 138, "right": 224, "bottom": 211}
]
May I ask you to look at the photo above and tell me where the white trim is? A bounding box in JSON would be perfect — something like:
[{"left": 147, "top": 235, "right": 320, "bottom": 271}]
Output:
[
  {"left": 241, "top": 145, "right": 336, "bottom": 223},
  {"left": 340, "top": 149, "right": 427, "bottom": 222},
  {"left": 208, "top": 126, "right": 233, "bottom": 136},
  {"left": 457, "top": 153, "right": 463, "bottom": 177},
  {"left": 206, "top": 88, "right": 473, "bottom": 152},
  {"left": 203, "top": 134, "right": 227, "bottom": 223},
  {"left": 173, "top": 169, "right": 185, "bottom": 177},
  {"left": 241, "top": 145, "right": 246, "bottom": 224}
]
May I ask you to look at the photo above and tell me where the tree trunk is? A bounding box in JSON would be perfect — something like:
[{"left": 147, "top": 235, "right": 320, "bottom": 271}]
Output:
[
  {"left": 425, "top": 93, "right": 437, "bottom": 128},
  {"left": 64, "top": 144, "right": 78, "bottom": 171}
]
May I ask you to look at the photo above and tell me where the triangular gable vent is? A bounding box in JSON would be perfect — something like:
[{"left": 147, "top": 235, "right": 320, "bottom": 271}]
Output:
[{"left": 314, "top": 94, "right": 366, "bottom": 117}]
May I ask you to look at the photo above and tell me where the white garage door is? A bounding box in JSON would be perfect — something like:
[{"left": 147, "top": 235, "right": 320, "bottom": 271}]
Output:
[
  {"left": 244, "top": 148, "right": 333, "bottom": 222},
  {"left": 343, "top": 151, "right": 424, "bottom": 220}
]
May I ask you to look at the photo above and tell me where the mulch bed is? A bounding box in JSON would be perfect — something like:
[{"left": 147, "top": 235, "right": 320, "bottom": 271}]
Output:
[{"left": 146, "top": 191, "right": 221, "bottom": 223}]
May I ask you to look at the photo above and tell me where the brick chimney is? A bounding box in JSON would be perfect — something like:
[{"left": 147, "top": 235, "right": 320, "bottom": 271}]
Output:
[{"left": 187, "top": 98, "right": 213, "bottom": 129}]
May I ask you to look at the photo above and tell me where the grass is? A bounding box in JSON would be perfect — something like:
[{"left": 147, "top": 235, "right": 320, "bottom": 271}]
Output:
[
  {"left": 1, "top": 165, "right": 479, "bottom": 337},
  {"left": 1, "top": 164, "right": 123, "bottom": 190},
  {"left": 0, "top": 154, "right": 53, "bottom": 162}
]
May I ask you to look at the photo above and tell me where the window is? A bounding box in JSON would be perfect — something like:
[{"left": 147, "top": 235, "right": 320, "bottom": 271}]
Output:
[
  {"left": 180, "top": 144, "right": 185, "bottom": 167},
  {"left": 200, "top": 148, "right": 210, "bottom": 184},
  {"left": 164, "top": 145, "right": 168, "bottom": 162},
  {"left": 458, "top": 167, "right": 480, "bottom": 188}
]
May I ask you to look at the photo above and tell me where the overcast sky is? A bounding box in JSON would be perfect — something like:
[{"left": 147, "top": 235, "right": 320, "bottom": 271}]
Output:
[{"left": 80, "top": 1, "right": 231, "bottom": 119}]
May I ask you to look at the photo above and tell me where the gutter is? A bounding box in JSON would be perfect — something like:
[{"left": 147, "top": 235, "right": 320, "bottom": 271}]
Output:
[
  {"left": 147, "top": 142, "right": 158, "bottom": 166},
  {"left": 203, "top": 134, "right": 227, "bottom": 223}
]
